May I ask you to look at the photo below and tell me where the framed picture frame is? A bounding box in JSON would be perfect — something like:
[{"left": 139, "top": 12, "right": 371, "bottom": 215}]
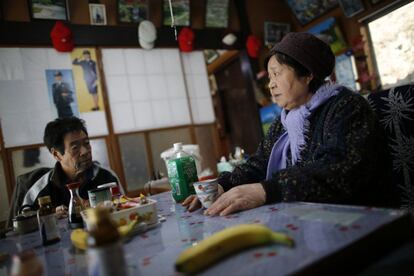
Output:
[
  {"left": 338, "top": 0, "right": 364, "bottom": 18},
  {"left": 117, "top": 0, "right": 148, "bottom": 24},
  {"left": 89, "top": 4, "right": 107, "bottom": 25},
  {"left": 163, "top": 0, "right": 190, "bottom": 27},
  {"left": 28, "top": 0, "right": 69, "bottom": 21},
  {"left": 307, "top": 17, "right": 347, "bottom": 55},
  {"left": 264, "top": 22, "right": 290, "bottom": 47},
  {"left": 285, "top": 0, "right": 337, "bottom": 25},
  {"left": 205, "top": 0, "right": 229, "bottom": 28}
]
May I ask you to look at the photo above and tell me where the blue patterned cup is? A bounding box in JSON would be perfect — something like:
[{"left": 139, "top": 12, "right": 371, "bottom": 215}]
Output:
[{"left": 193, "top": 179, "right": 218, "bottom": 208}]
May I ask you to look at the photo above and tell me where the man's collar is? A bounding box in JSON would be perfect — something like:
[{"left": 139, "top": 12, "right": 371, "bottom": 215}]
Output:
[{"left": 50, "top": 162, "right": 97, "bottom": 186}]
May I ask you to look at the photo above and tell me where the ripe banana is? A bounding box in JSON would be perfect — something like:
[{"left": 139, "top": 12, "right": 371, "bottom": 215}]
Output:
[
  {"left": 175, "top": 224, "right": 294, "bottom": 274},
  {"left": 70, "top": 219, "right": 138, "bottom": 250}
]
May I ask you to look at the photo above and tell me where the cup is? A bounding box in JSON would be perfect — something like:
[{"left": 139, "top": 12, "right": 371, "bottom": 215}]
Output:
[{"left": 193, "top": 179, "right": 218, "bottom": 209}]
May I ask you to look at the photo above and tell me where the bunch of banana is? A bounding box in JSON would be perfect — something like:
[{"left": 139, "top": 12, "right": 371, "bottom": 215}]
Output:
[
  {"left": 70, "top": 219, "right": 138, "bottom": 250},
  {"left": 175, "top": 224, "right": 294, "bottom": 274}
]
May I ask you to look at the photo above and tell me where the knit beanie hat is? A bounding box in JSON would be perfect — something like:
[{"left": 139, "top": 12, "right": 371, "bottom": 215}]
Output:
[{"left": 267, "top": 32, "right": 335, "bottom": 80}]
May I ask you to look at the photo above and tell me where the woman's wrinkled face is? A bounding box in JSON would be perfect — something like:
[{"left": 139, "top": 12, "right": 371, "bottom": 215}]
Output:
[{"left": 267, "top": 55, "right": 313, "bottom": 110}]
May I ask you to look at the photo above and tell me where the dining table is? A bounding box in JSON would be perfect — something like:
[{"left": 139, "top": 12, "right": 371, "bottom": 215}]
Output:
[{"left": 0, "top": 191, "right": 412, "bottom": 275}]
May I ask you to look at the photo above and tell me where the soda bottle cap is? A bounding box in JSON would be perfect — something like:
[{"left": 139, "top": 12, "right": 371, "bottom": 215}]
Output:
[
  {"left": 173, "top": 142, "right": 183, "bottom": 151},
  {"left": 38, "top": 196, "right": 51, "bottom": 205}
]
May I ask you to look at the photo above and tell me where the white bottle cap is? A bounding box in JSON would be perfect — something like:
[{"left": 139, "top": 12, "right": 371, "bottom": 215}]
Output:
[{"left": 173, "top": 142, "right": 183, "bottom": 151}]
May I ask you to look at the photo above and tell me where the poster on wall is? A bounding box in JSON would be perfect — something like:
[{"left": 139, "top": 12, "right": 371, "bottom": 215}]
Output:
[
  {"left": 117, "top": 0, "right": 148, "bottom": 24},
  {"left": 70, "top": 48, "right": 105, "bottom": 113},
  {"left": 335, "top": 53, "right": 358, "bottom": 90},
  {"left": 264, "top": 22, "right": 290, "bottom": 47},
  {"left": 163, "top": 0, "right": 190, "bottom": 26},
  {"left": 285, "top": 0, "right": 337, "bottom": 25},
  {"left": 45, "top": 69, "right": 79, "bottom": 118},
  {"left": 338, "top": 0, "right": 364, "bottom": 18},
  {"left": 28, "top": 0, "right": 69, "bottom": 21},
  {"left": 307, "top": 17, "right": 347, "bottom": 55},
  {"left": 205, "top": 0, "right": 229, "bottom": 28}
]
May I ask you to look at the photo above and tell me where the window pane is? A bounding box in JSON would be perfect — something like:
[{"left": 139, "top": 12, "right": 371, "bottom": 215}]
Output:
[
  {"left": 118, "top": 133, "right": 149, "bottom": 192},
  {"left": 0, "top": 155, "right": 9, "bottom": 222},
  {"left": 368, "top": 1, "right": 414, "bottom": 88},
  {"left": 149, "top": 127, "right": 192, "bottom": 176},
  {"left": 11, "top": 139, "right": 109, "bottom": 181}
]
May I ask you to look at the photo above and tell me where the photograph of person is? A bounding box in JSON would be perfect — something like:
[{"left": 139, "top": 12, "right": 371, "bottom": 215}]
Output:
[
  {"left": 45, "top": 70, "right": 79, "bottom": 119},
  {"left": 89, "top": 3, "right": 107, "bottom": 25},
  {"left": 71, "top": 49, "right": 104, "bottom": 112}
]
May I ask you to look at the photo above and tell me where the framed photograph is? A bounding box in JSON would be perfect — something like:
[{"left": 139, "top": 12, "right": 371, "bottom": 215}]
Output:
[
  {"left": 264, "top": 22, "right": 290, "bottom": 47},
  {"left": 28, "top": 0, "right": 69, "bottom": 21},
  {"left": 163, "top": 0, "right": 190, "bottom": 27},
  {"left": 89, "top": 4, "right": 107, "bottom": 25},
  {"left": 205, "top": 0, "right": 229, "bottom": 28},
  {"left": 117, "top": 0, "right": 148, "bottom": 24},
  {"left": 307, "top": 17, "right": 347, "bottom": 55},
  {"left": 285, "top": 0, "right": 337, "bottom": 25},
  {"left": 338, "top": 0, "right": 364, "bottom": 18}
]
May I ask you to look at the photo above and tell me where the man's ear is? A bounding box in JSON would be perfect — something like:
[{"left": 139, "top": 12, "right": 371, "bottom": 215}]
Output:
[
  {"left": 306, "top": 74, "right": 314, "bottom": 85},
  {"left": 50, "top": 148, "right": 63, "bottom": 162}
]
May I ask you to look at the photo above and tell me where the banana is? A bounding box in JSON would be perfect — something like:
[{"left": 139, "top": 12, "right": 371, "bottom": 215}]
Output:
[
  {"left": 70, "top": 219, "right": 139, "bottom": 250},
  {"left": 175, "top": 224, "right": 294, "bottom": 274}
]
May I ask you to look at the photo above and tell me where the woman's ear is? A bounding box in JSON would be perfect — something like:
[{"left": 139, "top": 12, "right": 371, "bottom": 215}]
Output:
[{"left": 51, "top": 148, "right": 62, "bottom": 162}]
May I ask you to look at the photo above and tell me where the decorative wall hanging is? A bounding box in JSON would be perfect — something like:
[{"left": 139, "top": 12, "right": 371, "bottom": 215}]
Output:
[
  {"left": 307, "top": 17, "right": 347, "bottom": 55},
  {"left": 117, "top": 0, "right": 148, "bottom": 24},
  {"left": 264, "top": 22, "right": 290, "bottom": 47},
  {"left": 28, "top": 0, "right": 69, "bottom": 21},
  {"left": 285, "top": 0, "right": 337, "bottom": 25},
  {"left": 163, "top": 0, "right": 190, "bottom": 27},
  {"left": 338, "top": 0, "right": 364, "bottom": 18},
  {"left": 205, "top": 0, "right": 229, "bottom": 28},
  {"left": 89, "top": 4, "right": 107, "bottom": 25}
]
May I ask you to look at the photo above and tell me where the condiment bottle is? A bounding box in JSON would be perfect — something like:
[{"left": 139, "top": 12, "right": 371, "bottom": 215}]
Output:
[
  {"left": 166, "top": 142, "right": 198, "bottom": 202},
  {"left": 66, "top": 182, "right": 84, "bottom": 229},
  {"left": 37, "top": 196, "right": 60, "bottom": 246},
  {"left": 87, "top": 208, "right": 128, "bottom": 276}
]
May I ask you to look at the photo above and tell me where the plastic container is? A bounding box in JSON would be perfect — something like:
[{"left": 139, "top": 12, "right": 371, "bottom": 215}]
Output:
[{"left": 166, "top": 143, "right": 198, "bottom": 202}]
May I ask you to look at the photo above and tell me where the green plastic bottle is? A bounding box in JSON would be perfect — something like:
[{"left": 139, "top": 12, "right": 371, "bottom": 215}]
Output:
[{"left": 167, "top": 143, "right": 198, "bottom": 202}]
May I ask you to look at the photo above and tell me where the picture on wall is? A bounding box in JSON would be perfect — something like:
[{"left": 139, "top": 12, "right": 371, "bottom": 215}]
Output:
[
  {"left": 205, "top": 0, "right": 229, "bottom": 28},
  {"left": 117, "top": 0, "right": 148, "bottom": 24},
  {"left": 285, "top": 0, "right": 337, "bottom": 25},
  {"left": 45, "top": 69, "right": 79, "bottom": 119},
  {"left": 307, "top": 17, "right": 347, "bottom": 55},
  {"left": 335, "top": 52, "right": 358, "bottom": 90},
  {"left": 71, "top": 48, "right": 105, "bottom": 113},
  {"left": 264, "top": 22, "right": 290, "bottom": 47},
  {"left": 338, "top": 0, "right": 364, "bottom": 18},
  {"left": 28, "top": 0, "right": 69, "bottom": 20},
  {"left": 163, "top": 0, "right": 190, "bottom": 27},
  {"left": 89, "top": 4, "right": 107, "bottom": 25}
]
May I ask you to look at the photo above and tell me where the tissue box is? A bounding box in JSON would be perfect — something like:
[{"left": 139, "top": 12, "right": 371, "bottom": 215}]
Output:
[{"left": 82, "top": 198, "right": 158, "bottom": 229}]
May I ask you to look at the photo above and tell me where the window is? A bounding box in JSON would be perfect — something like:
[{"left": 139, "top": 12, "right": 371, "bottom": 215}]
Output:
[{"left": 367, "top": 1, "right": 414, "bottom": 89}]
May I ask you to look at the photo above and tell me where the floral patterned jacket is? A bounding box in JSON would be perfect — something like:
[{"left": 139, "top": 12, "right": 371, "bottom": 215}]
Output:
[{"left": 218, "top": 86, "right": 397, "bottom": 207}]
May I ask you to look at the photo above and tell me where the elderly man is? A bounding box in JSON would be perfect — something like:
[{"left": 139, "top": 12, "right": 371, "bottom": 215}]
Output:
[{"left": 8, "top": 117, "right": 122, "bottom": 222}]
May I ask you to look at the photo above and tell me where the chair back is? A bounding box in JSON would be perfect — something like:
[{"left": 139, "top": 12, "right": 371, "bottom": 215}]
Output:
[{"left": 368, "top": 84, "right": 414, "bottom": 211}]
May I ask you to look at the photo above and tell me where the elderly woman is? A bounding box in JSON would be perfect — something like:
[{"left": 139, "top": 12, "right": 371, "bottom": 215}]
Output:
[{"left": 183, "top": 32, "right": 394, "bottom": 216}]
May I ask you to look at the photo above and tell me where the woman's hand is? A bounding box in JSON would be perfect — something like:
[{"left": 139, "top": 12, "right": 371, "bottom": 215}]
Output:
[
  {"left": 182, "top": 184, "right": 224, "bottom": 212},
  {"left": 204, "top": 183, "right": 266, "bottom": 216}
]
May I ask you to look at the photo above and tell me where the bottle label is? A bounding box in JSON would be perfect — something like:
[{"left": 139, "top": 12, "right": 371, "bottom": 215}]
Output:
[
  {"left": 88, "top": 242, "right": 128, "bottom": 276},
  {"left": 167, "top": 156, "right": 197, "bottom": 202},
  {"left": 39, "top": 214, "right": 60, "bottom": 242}
]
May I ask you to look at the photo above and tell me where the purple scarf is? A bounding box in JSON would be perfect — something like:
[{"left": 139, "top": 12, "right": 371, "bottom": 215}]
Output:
[{"left": 266, "top": 83, "right": 342, "bottom": 180}]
